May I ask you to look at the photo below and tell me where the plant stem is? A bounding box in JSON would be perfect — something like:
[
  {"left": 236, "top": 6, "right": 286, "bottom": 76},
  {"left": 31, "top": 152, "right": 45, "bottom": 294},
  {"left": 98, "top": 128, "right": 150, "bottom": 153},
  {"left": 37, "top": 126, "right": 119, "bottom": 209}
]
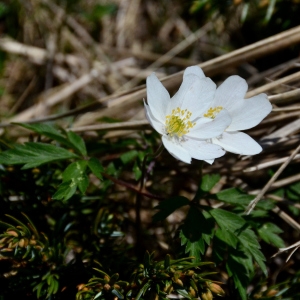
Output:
[
  {"left": 192, "top": 160, "right": 204, "bottom": 203},
  {"left": 135, "top": 143, "right": 164, "bottom": 258}
]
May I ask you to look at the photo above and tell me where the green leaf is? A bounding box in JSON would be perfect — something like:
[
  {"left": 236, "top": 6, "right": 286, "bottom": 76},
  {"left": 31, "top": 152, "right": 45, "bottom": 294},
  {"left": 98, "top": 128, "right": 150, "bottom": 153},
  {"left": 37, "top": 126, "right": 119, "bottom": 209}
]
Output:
[
  {"left": 211, "top": 208, "right": 267, "bottom": 276},
  {"left": 52, "top": 180, "right": 77, "bottom": 201},
  {"left": 216, "top": 188, "right": 274, "bottom": 210},
  {"left": 133, "top": 160, "right": 142, "bottom": 181},
  {"left": 94, "top": 291, "right": 103, "bottom": 299},
  {"left": 21, "top": 212, "right": 40, "bottom": 239},
  {"left": 62, "top": 160, "right": 87, "bottom": 182},
  {"left": 143, "top": 251, "right": 152, "bottom": 269},
  {"left": 120, "top": 150, "right": 138, "bottom": 164},
  {"left": 17, "top": 123, "right": 88, "bottom": 157},
  {"left": 61, "top": 161, "right": 89, "bottom": 195},
  {"left": 180, "top": 230, "right": 204, "bottom": 260},
  {"left": 264, "top": 0, "right": 276, "bottom": 22},
  {"left": 215, "top": 227, "right": 238, "bottom": 249},
  {"left": 16, "top": 123, "right": 73, "bottom": 148},
  {"left": 180, "top": 207, "right": 214, "bottom": 259},
  {"left": 112, "top": 289, "right": 124, "bottom": 299},
  {"left": 0, "top": 2, "right": 8, "bottom": 18},
  {"left": 164, "top": 254, "right": 171, "bottom": 269},
  {"left": 258, "top": 222, "right": 285, "bottom": 248},
  {"left": 153, "top": 196, "right": 190, "bottom": 222},
  {"left": 213, "top": 231, "right": 228, "bottom": 264},
  {"left": 84, "top": 4, "right": 117, "bottom": 21},
  {"left": 78, "top": 174, "right": 89, "bottom": 194},
  {"left": 226, "top": 248, "right": 252, "bottom": 300},
  {"left": 5, "top": 214, "right": 31, "bottom": 236},
  {"left": 216, "top": 188, "right": 254, "bottom": 207},
  {"left": 176, "top": 289, "right": 192, "bottom": 299},
  {"left": 255, "top": 199, "right": 275, "bottom": 210},
  {"left": 201, "top": 210, "right": 215, "bottom": 245},
  {"left": 93, "top": 268, "right": 109, "bottom": 277},
  {"left": 47, "top": 276, "right": 58, "bottom": 297},
  {"left": 33, "top": 282, "right": 45, "bottom": 299},
  {"left": 238, "top": 229, "right": 267, "bottom": 276},
  {"left": 200, "top": 174, "right": 220, "bottom": 192},
  {"left": 136, "top": 282, "right": 151, "bottom": 300},
  {"left": 87, "top": 157, "right": 104, "bottom": 180},
  {"left": 209, "top": 208, "right": 246, "bottom": 233},
  {"left": 67, "top": 131, "right": 87, "bottom": 156},
  {"left": 0, "top": 142, "right": 78, "bottom": 169},
  {"left": 241, "top": 2, "right": 249, "bottom": 22},
  {"left": 249, "top": 247, "right": 266, "bottom": 276},
  {"left": 115, "top": 281, "right": 129, "bottom": 288},
  {"left": 110, "top": 273, "right": 119, "bottom": 284},
  {"left": 289, "top": 181, "right": 300, "bottom": 196},
  {"left": 52, "top": 279, "right": 59, "bottom": 294}
]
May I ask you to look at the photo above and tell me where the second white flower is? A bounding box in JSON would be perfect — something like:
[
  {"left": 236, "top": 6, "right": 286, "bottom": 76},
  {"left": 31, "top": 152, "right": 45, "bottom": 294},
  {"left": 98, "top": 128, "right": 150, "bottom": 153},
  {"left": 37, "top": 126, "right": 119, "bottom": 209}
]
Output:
[{"left": 145, "top": 66, "right": 231, "bottom": 164}]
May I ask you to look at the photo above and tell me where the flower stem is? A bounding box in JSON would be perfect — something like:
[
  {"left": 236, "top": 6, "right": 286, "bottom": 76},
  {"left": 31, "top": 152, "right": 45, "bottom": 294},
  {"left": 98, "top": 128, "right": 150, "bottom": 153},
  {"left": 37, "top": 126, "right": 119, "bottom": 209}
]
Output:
[
  {"left": 192, "top": 160, "right": 204, "bottom": 203},
  {"left": 135, "top": 143, "right": 164, "bottom": 258}
]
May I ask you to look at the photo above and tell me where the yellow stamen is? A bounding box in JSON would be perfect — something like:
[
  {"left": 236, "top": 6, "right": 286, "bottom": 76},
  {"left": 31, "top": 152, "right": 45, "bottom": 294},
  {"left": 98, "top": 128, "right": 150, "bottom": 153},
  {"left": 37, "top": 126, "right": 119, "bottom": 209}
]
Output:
[
  {"left": 165, "top": 107, "right": 195, "bottom": 137},
  {"left": 204, "top": 106, "right": 223, "bottom": 119}
]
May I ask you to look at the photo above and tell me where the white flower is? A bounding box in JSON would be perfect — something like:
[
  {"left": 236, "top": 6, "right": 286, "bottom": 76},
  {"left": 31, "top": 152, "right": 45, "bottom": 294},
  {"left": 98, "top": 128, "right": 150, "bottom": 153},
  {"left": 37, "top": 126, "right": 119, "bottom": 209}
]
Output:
[
  {"left": 145, "top": 66, "right": 232, "bottom": 164},
  {"left": 206, "top": 75, "right": 272, "bottom": 155}
]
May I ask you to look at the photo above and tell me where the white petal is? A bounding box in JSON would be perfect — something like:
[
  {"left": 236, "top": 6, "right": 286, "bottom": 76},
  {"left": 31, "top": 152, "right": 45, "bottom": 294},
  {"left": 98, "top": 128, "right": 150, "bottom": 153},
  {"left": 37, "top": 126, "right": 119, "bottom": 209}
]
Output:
[
  {"left": 183, "top": 66, "right": 205, "bottom": 79},
  {"left": 204, "top": 159, "right": 214, "bottom": 165},
  {"left": 182, "top": 139, "right": 225, "bottom": 160},
  {"left": 169, "top": 76, "right": 216, "bottom": 117},
  {"left": 144, "top": 102, "right": 164, "bottom": 134},
  {"left": 169, "top": 74, "right": 198, "bottom": 111},
  {"left": 212, "top": 76, "right": 248, "bottom": 112},
  {"left": 227, "top": 93, "right": 272, "bottom": 131},
  {"left": 162, "top": 136, "right": 191, "bottom": 164},
  {"left": 212, "top": 131, "right": 262, "bottom": 155},
  {"left": 187, "top": 109, "right": 231, "bottom": 139},
  {"left": 146, "top": 73, "right": 170, "bottom": 123}
]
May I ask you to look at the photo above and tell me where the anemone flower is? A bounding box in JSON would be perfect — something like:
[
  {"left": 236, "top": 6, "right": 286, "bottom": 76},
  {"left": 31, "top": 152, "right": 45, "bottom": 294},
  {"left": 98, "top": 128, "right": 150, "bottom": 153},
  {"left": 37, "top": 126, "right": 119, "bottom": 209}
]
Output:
[
  {"left": 206, "top": 75, "right": 272, "bottom": 155},
  {"left": 145, "top": 66, "right": 231, "bottom": 164}
]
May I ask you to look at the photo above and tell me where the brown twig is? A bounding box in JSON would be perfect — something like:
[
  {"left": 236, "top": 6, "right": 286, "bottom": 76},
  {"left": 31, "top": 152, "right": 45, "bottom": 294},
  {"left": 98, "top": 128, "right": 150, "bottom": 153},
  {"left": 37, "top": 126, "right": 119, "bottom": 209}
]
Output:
[
  {"left": 245, "top": 144, "right": 300, "bottom": 214},
  {"left": 68, "top": 120, "right": 149, "bottom": 133},
  {"left": 246, "top": 70, "right": 300, "bottom": 98},
  {"left": 244, "top": 154, "right": 300, "bottom": 172},
  {"left": 101, "top": 173, "right": 164, "bottom": 201},
  {"left": 272, "top": 239, "right": 300, "bottom": 262}
]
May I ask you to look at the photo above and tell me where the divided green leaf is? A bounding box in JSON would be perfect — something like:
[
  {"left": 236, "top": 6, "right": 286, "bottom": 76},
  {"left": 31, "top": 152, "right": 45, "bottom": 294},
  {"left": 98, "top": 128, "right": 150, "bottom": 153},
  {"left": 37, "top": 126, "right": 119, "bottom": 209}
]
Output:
[
  {"left": 153, "top": 196, "right": 190, "bottom": 222},
  {"left": 237, "top": 229, "right": 267, "bottom": 276},
  {"left": 257, "top": 222, "right": 285, "bottom": 248},
  {"left": 0, "top": 142, "right": 78, "bottom": 169},
  {"left": 176, "top": 289, "right": 192, "bottom": 300},
  {"left": 16, "top": 123, "right": 87, "bottom": 157},
  {"left": 52, "top": 180, "right": 77, "bottom": 201},
  {"left": 216, "top": 188, "right": 275, "bottom": 210},
  {"left": 120, "top": 150, "right": 138, "bottom": 164},
  {"left": 57, "top": 160, "right": 89, "bottom": 200},
  {"left": 200, "top": 174, "right": 220, "bottom": 192},
  {"left": 78, "top": 174, "right": 89, "bottom": 194},
  {"left": 226, "top": 247, "right": 252, "bottom": 300},
  {"left": 88, "top": 157, "right": 104, "bottom": 180},
  {"left": 210, "top": 207, "right": 267, "bottom": 299},
  {"left": 216, "top": 188, "right": 254, "bottom": 206},
  {"left": 209, "top": 208, "right": 246, "bottom": 232},
  {"left": 133, "top": 160, "right": 142, "bottom": 181},
  {"left": 67, "top": 131, "right": 87, "bottom": 156},
  {"left": 62, "top": 160, "right": 87, "bottom": 182},
  {"left": 214, "top": 227, "right": 238, "bottom": 249},
  {"left": 16, "top": 123, "right": 73, "bottom": 148},
  {"left": 180, "top": 207, "right": 214, "bottom": 260}
]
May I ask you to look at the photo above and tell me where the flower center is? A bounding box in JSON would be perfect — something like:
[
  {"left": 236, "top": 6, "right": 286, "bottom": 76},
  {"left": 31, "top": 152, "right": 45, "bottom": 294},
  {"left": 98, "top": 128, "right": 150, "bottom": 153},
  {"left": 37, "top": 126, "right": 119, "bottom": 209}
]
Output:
[
  {"left": 203, "top": 106, "right": 223, "bottom": 119},
  {"left": 165, "top": 107, "right": 195, "bottom": 137}
]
